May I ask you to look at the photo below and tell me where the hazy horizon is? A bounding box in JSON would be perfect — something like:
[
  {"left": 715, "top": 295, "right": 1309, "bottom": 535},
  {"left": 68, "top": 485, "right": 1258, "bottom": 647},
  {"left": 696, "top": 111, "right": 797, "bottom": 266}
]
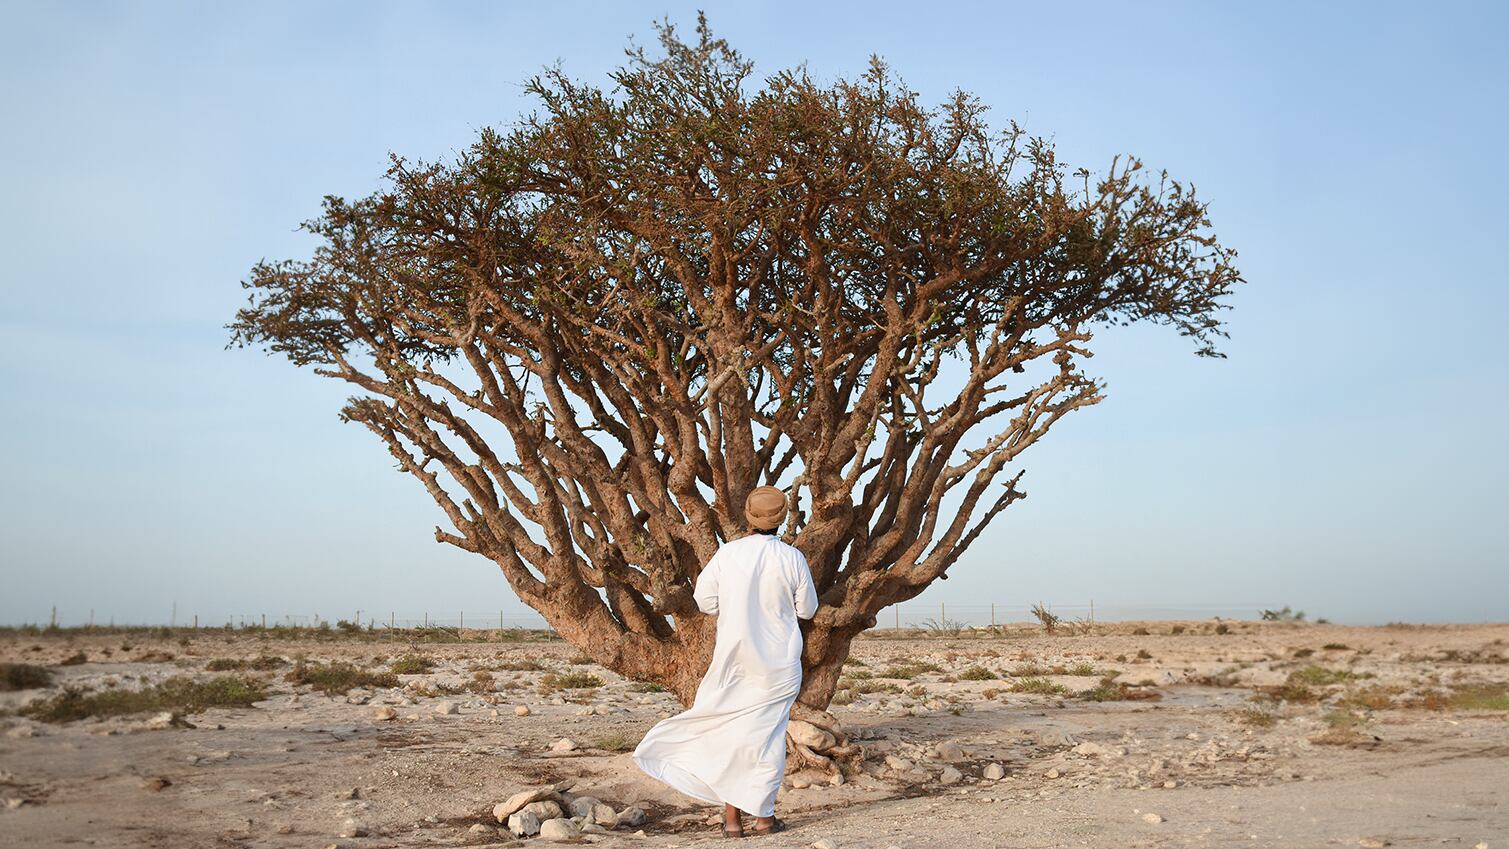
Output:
[{"left": 2, "top": 1, "right": 1506, "bottom": 628}]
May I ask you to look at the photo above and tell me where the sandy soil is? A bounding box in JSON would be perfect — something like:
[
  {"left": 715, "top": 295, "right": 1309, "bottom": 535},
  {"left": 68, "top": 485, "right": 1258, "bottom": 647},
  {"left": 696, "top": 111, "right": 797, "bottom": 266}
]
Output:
[{"left": 1, "top": 620, "right": 1505, "bottom": 849}]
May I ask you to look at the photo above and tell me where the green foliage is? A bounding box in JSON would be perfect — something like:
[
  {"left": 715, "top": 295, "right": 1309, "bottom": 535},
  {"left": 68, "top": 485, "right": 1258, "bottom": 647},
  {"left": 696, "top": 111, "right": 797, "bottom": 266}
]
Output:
[
  {"left": 390, "top": 654, "right": 437, "bottom": 674},
  {"left": 285, "top": 660, "right": 398, "bottom": 694},
  {"left": 0, "top": 663, "right": 54, "bottom": 691},
  {"left": 205, "top": 655, "right": 286, "bottom": 672},
  {"left": 543, "top": 671, "right": 603, "bottom": 690},
  {"left": 1009, "top": 676, "right": 1069, "bottom": 696},
  {"left": 959, "top": 666, "right": 998, "bottom": 680},
  {"left": 22, "top": 675, "right": 267, "bottom": 722}
]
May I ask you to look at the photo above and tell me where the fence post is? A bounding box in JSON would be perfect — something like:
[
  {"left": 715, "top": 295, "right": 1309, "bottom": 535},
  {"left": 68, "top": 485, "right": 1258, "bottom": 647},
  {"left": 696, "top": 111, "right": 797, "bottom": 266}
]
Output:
[
  {"left": 193, "top": 614, "right": 197, "bottom": 629},
  {"left": 89, "top": 608, "right": 94, "bottom": 628},
  {"left": 1089, "top": 599, "right": 1094, "bottom": 621},
  {"left": 460, "top": 611, "right": 464, "bottom": 631},
  {"left": 51, "top": 605, "right": 57, "bottom": 628},
  {"left": 895, "top": 606, "right": 900, "bottom": 631},
  {"left": 499, "top": 610, "right": 503, "bottom": 630},
  {"left": 424, "top": 612, "right": 428, "bottom": 628},
  {"left": 941, "top": 602, "right": 945, "bottom": 623},
  {"left": 261, "top": 613, "right": 266, "bottom": 629},
  {"left": 991, "top": 603, "right": 995, "bottom": 627}
]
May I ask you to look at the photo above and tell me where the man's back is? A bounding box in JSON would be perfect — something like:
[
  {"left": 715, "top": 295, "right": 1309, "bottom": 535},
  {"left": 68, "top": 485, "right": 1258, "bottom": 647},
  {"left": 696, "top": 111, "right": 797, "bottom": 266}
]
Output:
[{"left": 694, "top": 534, "right": 818, "bottom": 679}]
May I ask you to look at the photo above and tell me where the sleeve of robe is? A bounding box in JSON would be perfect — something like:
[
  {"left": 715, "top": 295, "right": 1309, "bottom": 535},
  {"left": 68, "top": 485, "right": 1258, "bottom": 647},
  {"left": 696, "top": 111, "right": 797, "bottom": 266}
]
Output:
[
  {"left": 792, "top": 550, "right": 818, "bottom": 620},
  {"left": 693, "top": 551, "right": 721, "bottom": 615}
]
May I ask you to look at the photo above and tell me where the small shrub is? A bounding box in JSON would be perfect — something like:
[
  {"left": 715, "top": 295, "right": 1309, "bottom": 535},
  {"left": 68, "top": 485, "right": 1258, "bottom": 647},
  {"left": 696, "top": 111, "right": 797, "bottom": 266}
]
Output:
[
  {"left": 1010, "top": 663, "right": 1049, "bottom": 677},
  {"left": 1292, "top": 648, "right": 1315, "bottom": 658},
  {"left": 497, "top": 659, "right": 546, "bottom": 672},
  {"left": 1260, "top": 605, "right": 1307, "bottom": 622},
  {"left": 1214, "top": 623, "right": 1230, "bottom": 635},
  {"left": 1136, "top": 649, "right": 1152, "bottom": 660},
  {"left": 543, "top": 671, "right": 603, "bottom": 690},
  {"left": 1236, "top": 707, "right": 1277, "bottom": 727},
  {"left": 876, "top": 661, "right": 942, "bottom": 680},
  {"left": 1322, "top": 643, "right": 1349, "bottom": 651},
  {"left": 22, "top": 675, "right": 266, "bottom": 722},
  {"left": 830, "top": 688, "right": 857, "bottom": 705},
  {"left": 1255, "top": 682, "right": 1319, "bottom": 704},
  {"left": 959, "top": 666, "right": 998, "bottom": 681},
  {"left": 1169, "top": 625, "right": 1185, "bottom": 635},
  {"left": 286, "top": 661, "right": 398, "bottom": 694},
  {"left": 205, "top": 655, "right": 286, "bottom": 672},
  {"left": 59, "top": 652, "right": 88, "bottom": 667},
  {"left": 593, "top": 732, "right": 639, "bottom": 752},
  {"left": 1288, "top": 665, "right": 1369, "bottom": 686},
  {"left": 1030, "top": 603, "right": 1060, "bottom": 635},
  {"left": 567, "top": 654, "right": 595, "bottom": 666},
  {"left": 630, "top": 681, "right": 667, "bottom": 693},
  {"left": 1131, "top": 627, "right": 1150, "bottom": 636},
  {"left": 1066, "top": 661, "right": 1098, "bottom": 676},
  {"left": 390, "top": 655, "right": 436, "bottom": 675},
  {"left": 1010, "top": 677, "right": 1068, "bottom": 696},
  {"left": 1079, "top": 675, "right": 1161, "bottom": 702},
  {"left": 0, "top": 663, "right": 54, "bottom": 691}
]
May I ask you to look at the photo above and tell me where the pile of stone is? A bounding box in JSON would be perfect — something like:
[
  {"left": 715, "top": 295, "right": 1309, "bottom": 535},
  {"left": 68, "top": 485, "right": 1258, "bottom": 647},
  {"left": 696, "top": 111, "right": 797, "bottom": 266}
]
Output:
[{"left": 491, "top": 780, "right": 647, "bottom": 841}]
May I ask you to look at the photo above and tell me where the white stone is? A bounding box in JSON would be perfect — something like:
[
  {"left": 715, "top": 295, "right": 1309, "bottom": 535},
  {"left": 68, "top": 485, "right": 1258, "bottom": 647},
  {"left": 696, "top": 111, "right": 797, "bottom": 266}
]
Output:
[
  {"left": 507, "top": 810, "right": 541, "bottom": 837},
  {"left": 939, "top": 766, "right": 963, "bottom": 785},
  {"left": 539, "top": 817, "right": 580, "bottom": 840},
  {"left": 435, "top": 701, "right": 459, "bottom": 715},
  {"left": 787, "top": 720, "right": 837, "bottom": 751},
  {"left": 338, "top": 818, "right": 366, "bottom": 838},
  {"left": 514, "top": 705, "right": 531, "bottom": 716},
  {"left": 493, "top": 787, "right": 559, "bottom": 821},
  {"left": 522, "top": 800, "right": 564, "bottom": 820},
  {"left": 590, "top": 802, "right": 618, "bottom": 828},
  {"left": 567, "top": 796, "right": 600, "bottom": 818},
  {"left": 983, "top": 763, "right": 1006, "bottom": 780},
  {"left": 934, "top": 740, "right": 965, "bottom": 761},
  {"left": 550, "top": 737, "right": 578, "bottom": 752},
  {"left": 617, "top": 806, "right": 647, "bottom": 827},
  {"left": 1141, "top": 812, "right": 1164, "bottom": 824},
  {"left": 812, "top": 839, "right": 839, "bottom": 849},
  {"left": 372, "top": 706, "right": 398, "bottom": 721}
]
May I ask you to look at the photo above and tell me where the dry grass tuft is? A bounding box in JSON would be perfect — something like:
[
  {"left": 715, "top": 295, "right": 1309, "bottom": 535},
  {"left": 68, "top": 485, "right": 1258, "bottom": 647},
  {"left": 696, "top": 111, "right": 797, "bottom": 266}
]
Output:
[
  {"left": 0, "top": 663, "right": 54, "bottom": 691},
  {"left": 286, "top": 660, "right": 399, "bottom": 694}
]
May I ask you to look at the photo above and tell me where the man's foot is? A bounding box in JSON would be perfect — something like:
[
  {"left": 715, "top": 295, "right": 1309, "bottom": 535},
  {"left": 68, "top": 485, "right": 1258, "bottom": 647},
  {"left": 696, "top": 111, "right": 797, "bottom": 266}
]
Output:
[
  {"left": 751, "top": 816, "right": 785, "bottom": 835},
  {"left": 722, "top": 804, "right": 743, "bottom": 838}
]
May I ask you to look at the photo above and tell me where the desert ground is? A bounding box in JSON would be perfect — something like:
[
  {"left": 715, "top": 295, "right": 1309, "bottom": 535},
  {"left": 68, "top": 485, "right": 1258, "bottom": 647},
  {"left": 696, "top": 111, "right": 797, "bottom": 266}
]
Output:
[{"left": 1, "top": 619, "right": 1505, "bottom": 849}]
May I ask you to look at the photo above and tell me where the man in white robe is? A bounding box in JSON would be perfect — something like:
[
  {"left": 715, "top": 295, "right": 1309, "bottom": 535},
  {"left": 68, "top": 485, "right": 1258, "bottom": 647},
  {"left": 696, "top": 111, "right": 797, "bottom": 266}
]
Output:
[{"left": 632, "top": 485, "right": 819, "bottom": 837}]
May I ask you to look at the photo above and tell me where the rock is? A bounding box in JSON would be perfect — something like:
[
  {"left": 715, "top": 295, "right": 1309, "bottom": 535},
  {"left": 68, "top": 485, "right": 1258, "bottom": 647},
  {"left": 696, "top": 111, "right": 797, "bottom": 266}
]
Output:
[
  {"left": 339, "top": 818, "right": 366, "bottom": 838},
  {"left": 590, "top": 802, "right": 618, "bottom": 828},
  {"left": 884, "top": 755, "right": 914, "bottom": 771},
  {"left": 983, "top": 763, "right": 1006, "bottom": 780},
  {"left": 812, "top": 839, "right": 839, "bottom": 849},
  {"left": 617, "top": 806, "right": 647, "bottom": 827},
  {"left": 1357, "top": 840, "right": 1389, "bottom": 849},
  {"left": 1141, "top": 812, "right": 1164, "bottom": 824},
  {"left": 582, "top": 822, "right": 609, "bottom": 834},
  {"left": 144, "top": 711, "right": 178, "bottom": 730},
  {"left": 1073, "top": 741, "right": 1120, "bottom": 757},
  {"left": 787, "top": 719, "right": 837, "bottom": 751},
  {"left": 790, "top": 776, "right": 812, "bottom": 789},
  {"left": 939, "top": 766, "right": 963, "bottom": 785},
  {"left": 1044, "top": 768, "right": 1061, "bottom": 779},
  {"left": 507, "top": 810, "right": 541, "bottom": 837},
  {"left": 467, "top": 823, "right": 496, "bottom": 838},
  {"left": 550, "top": 737, "right": 578, "bottom": 752},
  {"left": 568, "top": 796, "right": 601, "bottom": 818},
  {"left": 514, "top": 705, "right": 531, "bottom": 716},
  {"left": 522, "top": 800, "right": 564, "bottom": 820},
  {"left": 4, "top": 798, "right": 24, "bottom": 810},
  {"left": 372, "top": 707, "right": 398, "bottom": 721},
  {"left": 593, "top": 703, "right": 614, "bottom": 715},
  {"left": 346, "top": 689, "right": 370, "bottom": 705},
  {"left": 829, "top": 771, "right": 845, "bottom": 786},
  {"left": 494, "top": 787, "right": 560, "bottom": 821},
  {"left": 1163, "top": 780, "right": 1177, "bottom": 788},
  {"left": 539, "top": 817, "right": 580, "bottom": 840},
  {"left": 140, "top": 776, "right": 171, "bottom": 792},
  {"left": 934, "top": 740, "right": 965, "bottom": 762},
  {"left": 435, "top": 701, "right": 459, "bottom": 715}
]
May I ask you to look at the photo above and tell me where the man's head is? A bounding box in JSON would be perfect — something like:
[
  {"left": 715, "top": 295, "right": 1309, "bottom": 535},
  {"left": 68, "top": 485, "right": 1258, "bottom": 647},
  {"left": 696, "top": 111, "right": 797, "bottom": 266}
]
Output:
[{"left": 744, "top": 485, "right": 787, "bottom": 532}]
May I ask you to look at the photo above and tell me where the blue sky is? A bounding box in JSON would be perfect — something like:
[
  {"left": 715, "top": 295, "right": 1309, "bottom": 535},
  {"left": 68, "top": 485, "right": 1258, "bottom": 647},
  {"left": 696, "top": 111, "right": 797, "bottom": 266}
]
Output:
[{"left": 1, "top": 1, "right": 1505, "bottom": 627}]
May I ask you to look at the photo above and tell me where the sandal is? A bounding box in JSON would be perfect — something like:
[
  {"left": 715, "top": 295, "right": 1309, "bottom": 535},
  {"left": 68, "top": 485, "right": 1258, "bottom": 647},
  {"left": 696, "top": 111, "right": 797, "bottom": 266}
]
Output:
[
  {"left": 750, "top": 817, "right": 785, "bottom": 836},
  {"left": 722, "top": 818, "right": 744, "bottom": 839}
]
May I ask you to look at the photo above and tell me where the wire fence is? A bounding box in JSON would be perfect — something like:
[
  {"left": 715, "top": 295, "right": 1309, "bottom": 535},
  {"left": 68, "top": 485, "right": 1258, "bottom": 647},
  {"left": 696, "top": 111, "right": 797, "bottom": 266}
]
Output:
[{"left": 19, "top": 601, "right": 1277, "bottom": 632}]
